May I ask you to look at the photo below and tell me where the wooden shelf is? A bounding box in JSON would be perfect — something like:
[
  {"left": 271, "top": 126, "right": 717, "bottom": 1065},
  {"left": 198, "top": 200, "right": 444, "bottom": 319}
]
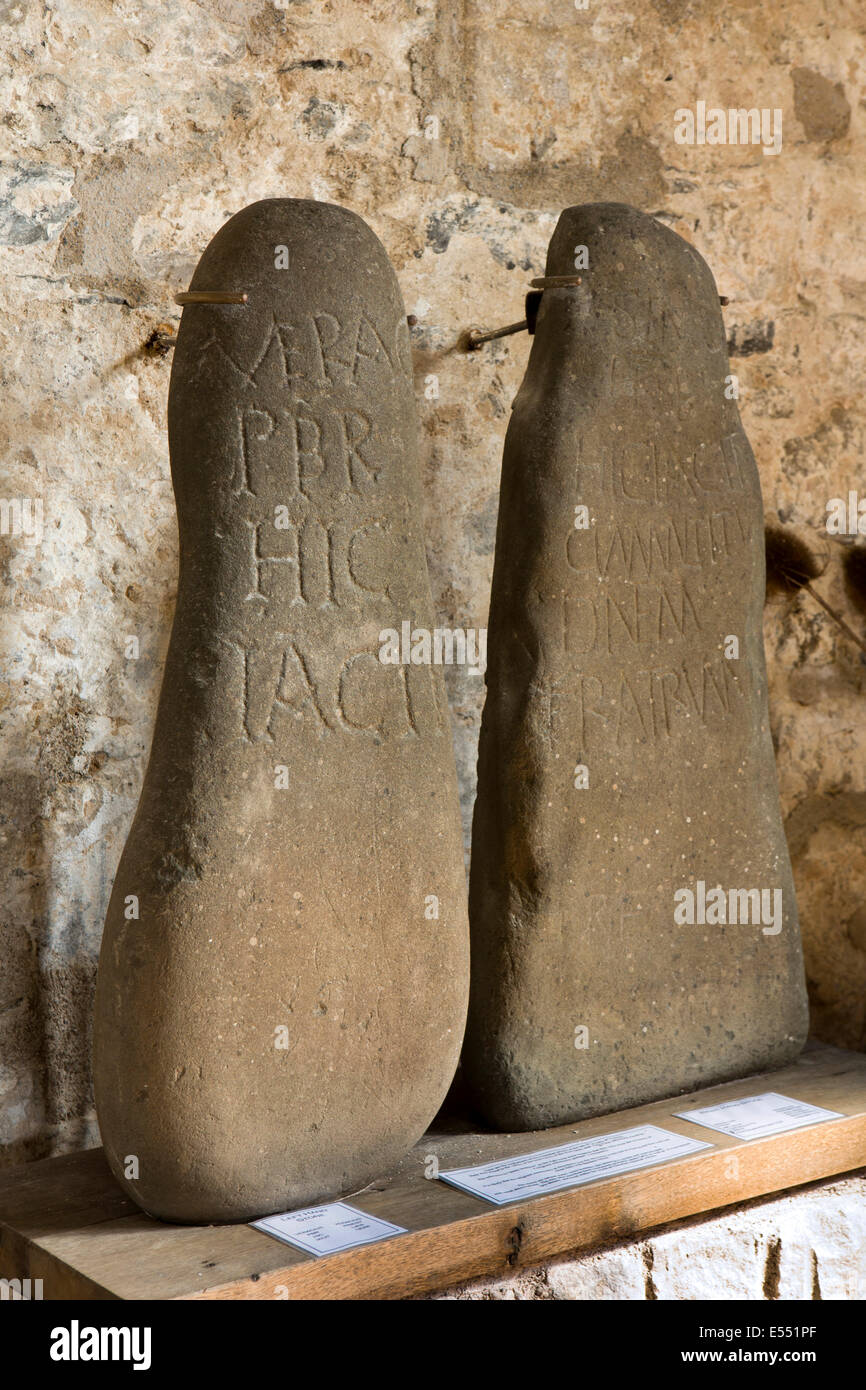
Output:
[{"left": 1, "top": 1042, "right": 864, "bottom": 1300}]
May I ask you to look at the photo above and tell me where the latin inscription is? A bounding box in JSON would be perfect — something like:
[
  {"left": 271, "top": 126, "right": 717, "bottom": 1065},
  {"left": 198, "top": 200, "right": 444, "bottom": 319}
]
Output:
[
  {"left": 193, "top": 306, "right": 439, "bottom": 744},
  {"left": 223, "top": 637, "right": 437, "bottom": 744},
  {"left": 567, "top": 656, "right": 746, "bottom": 749},
  {"left": 574, "top": 433, "right": 752, "bottom": 506},
  {"left": 563, "top": 431, "right": 755, "bottom": 749}
]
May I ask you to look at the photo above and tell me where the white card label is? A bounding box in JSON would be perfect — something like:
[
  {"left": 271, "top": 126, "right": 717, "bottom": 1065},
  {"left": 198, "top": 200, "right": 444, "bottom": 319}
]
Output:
[
  {"left": 252, "top": 1201, "right": 407, "bottom": 1257},
  {"left": 439, "top": 1124, "right": 712, "bottom": 1206},
  {"left": 674, "top": 1091, "right": 844, "bottom": 1140}
]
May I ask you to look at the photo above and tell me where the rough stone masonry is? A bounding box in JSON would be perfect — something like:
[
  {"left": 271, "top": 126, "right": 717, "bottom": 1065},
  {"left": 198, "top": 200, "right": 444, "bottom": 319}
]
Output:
[
  {"left": 92, "top": 200, "right": 470, "bottom": 1223},
  {"left": 2, "top": 4, "right": 864, "bottom": 1175},
  {"left": 462, "top": 204, "right": 809, "bottom": 1132}
]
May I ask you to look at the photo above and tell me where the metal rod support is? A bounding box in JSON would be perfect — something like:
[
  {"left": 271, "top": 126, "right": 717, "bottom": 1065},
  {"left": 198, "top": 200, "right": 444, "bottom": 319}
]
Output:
[
  {"left": 528, "top": 275, "right": 583, "bottom": 289},
  {"left": 465, "top": 283, "right": 731, "bottom": 350},
  {"left": 464, "top": 320, "right": 528, "bottom": 350},
  {"left": 175, "top": 290, "right": 249, "bottom": 305}
]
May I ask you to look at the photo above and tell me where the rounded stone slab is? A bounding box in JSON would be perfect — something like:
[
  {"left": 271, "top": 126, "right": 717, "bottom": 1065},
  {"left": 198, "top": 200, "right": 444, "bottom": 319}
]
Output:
[
  {"left": 462, "top": 203, "right": 808, "bottom": 1132},
  {"left": 93, "top": 200, "right": 469, "bottom": 1222}
]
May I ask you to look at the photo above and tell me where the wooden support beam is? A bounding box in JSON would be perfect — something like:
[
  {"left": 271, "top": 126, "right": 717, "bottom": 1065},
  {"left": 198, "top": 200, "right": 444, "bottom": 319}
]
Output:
[{"left": 0, "top": 1042, "right": 864, "bottom": 1300}]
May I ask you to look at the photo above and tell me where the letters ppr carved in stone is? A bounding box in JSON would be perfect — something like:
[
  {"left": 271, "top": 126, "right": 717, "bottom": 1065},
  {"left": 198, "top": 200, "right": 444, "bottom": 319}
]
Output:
[
  {"left": 93, "top": 200, "right": 469, "bottom": 1222},
  {"left": 462, "top": 203, "right": 808, "bottom": 1132}
]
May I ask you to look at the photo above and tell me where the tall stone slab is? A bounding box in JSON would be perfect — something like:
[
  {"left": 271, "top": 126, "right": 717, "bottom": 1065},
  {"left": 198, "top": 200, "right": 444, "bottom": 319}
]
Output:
[
  {"left": 93, "top": 200, "right": 469, "bottom": 1221},
  {"left": 463, "top": 203, "right": 808, "bottom": 1131}
]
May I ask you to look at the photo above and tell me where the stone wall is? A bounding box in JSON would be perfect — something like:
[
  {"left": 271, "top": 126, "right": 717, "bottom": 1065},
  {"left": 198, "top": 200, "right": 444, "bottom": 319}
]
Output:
[{"left": 1, "top": 0, "right": 864, "bottom": 1197}]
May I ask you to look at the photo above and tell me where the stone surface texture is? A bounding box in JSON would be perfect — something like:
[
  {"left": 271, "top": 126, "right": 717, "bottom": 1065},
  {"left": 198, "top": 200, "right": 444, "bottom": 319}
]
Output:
[
  {"left": 0, "top": 0, "right": 864, "bottom": 1288},
  {"left": 92, "top": 199, "right": 469, "bottom": 1221},
  {"left": 463, "top": 203, "right": 808, "bottom": 1131}
]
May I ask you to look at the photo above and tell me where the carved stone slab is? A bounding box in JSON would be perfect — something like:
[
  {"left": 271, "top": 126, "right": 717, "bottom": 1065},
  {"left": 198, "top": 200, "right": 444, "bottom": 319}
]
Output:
[
  {"left": 93, "top": 200, "right": 469, "bottom": 1221},
  {"left": 462, "top": 203, "right": 808, "bottom": 1131}
]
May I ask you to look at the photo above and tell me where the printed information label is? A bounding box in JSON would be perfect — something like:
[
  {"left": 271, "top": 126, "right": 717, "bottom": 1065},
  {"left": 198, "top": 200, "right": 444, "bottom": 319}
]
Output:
[
  {"left": 252, "top": 1202, "right": 407, "bottom": 1257},
  {"left": 674, "top": 1091, "right": 844, "bottom": 1141},
  {"left": 439, "top": 1124, "right": 712, "bottom": 1206}
]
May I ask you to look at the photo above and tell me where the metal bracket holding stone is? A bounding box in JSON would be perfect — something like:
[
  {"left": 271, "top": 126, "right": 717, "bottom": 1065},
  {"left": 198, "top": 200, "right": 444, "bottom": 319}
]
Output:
[
  {"left": 144, "top": 290, "right": 249, "bottom": 353},
  {"left": 464, "top": 279, "right": 731, "bottom": 350},
  {"left": 144, "top": 326, "right": 178, "bottom": 355},
  {"left": 463, "top": 275, "right": 584, "bottom": 350},
  {"left": 174, "top": 290, "right": 249, "bottom": 305}
]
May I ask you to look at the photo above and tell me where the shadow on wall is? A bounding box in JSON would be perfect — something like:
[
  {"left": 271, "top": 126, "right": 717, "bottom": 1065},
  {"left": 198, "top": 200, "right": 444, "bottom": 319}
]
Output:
[
  {"left": 0, "top": 687, "right": 102, "bottom": 1167},
  {"left": 786, "top": 791, "right": 866, "bottom": 1052},
  {"left": 765, "top": 524, "right": 866, "bottom": 1053}
]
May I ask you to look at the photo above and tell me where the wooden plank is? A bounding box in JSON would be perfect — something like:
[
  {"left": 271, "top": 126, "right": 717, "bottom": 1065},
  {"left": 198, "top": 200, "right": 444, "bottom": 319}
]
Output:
[{"left": 0, "top": 1042, "right": 864, "bottom": 1301}]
